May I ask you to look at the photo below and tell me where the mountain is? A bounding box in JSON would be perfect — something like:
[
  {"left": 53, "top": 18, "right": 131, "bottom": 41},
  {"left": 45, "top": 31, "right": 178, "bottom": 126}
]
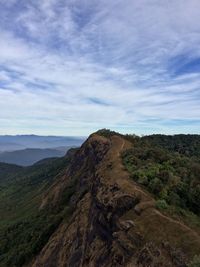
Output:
[
  {"left": 0, "top": 130, "right": 200, "bottom": 267},
  {"left": 0, "top": 135, "right": 85, "bottom": 152},
  {"left": 0, "top": 148, "right": 68, "bottom": 166}
]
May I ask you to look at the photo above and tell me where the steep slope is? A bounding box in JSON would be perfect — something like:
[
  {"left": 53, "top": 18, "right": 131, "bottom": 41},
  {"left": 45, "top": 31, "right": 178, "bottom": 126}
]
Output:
[
  {"left": 28, "top": 133, "right": 200, "bottom": 267},
  {"left": 0, "top": 154, "right": 74, "bottom": 267}
]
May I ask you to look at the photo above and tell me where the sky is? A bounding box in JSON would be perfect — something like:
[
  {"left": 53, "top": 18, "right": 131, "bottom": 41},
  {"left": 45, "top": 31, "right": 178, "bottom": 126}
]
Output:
[{"left": 0, "top": 0, "right": 200, "bottom": 136}]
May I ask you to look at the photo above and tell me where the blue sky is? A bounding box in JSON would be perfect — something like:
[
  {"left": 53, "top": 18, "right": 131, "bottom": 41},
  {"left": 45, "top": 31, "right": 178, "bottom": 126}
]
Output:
[{"left": 0, "top": 0, "right": 200, "bottom": 136}]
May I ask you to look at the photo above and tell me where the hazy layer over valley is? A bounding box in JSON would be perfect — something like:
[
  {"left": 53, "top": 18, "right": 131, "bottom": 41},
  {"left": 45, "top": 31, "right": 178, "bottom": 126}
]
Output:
[{"left": 0, "top": 135, "right": 85, "bottom": 166}]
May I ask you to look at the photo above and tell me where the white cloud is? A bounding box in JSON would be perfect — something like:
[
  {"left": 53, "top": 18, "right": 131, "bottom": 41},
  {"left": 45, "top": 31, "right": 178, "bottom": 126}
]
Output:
[{"left": 0, "top": 0, "right": 200, "bottom": 135}]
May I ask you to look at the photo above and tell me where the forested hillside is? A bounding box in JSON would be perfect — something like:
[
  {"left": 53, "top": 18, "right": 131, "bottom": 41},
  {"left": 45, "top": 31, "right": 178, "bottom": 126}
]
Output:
[
  {"left": 0, "top": 151, "right": 76, "bottom": 267},
  {"left": 122, "top": 133, "right": 200, "bottom": 229},
  {"left": 142, "top": 134, "right": 200, "bottom": 158}
]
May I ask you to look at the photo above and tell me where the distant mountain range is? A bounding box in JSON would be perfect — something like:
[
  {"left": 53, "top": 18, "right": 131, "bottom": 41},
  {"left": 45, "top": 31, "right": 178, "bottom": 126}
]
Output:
[
  {"left": 0, "top": 135, "right": 85, "bottom": 166},
  {"left": 0, "top": 148, "right": 68, "bottom": 166},
  {"left": 0, "top": 135, "right": 85, "bottom": 152}
]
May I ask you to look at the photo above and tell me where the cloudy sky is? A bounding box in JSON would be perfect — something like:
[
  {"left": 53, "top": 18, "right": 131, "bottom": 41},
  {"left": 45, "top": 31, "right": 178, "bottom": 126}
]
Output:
[{"left": 0, "top": 0, "right": 200, "bottom": 136}]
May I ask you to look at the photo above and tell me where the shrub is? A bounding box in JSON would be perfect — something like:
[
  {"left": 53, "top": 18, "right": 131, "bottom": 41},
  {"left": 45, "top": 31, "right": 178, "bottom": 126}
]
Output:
[
  {"left": 159, "top": 189, "right": 168, "bottom": 200},
  {"left": 188, "top": 255, "right": 200, "bottom": 267},
  {"left": 149, "top": 178, "right": 163, "bottom": 194},
  {"left": 167, "top": 191, "right": 181, "bottom": 206},
  {"left": 156, "top": 199, "right": 168, "bottom": 210},
  {"left": 138, "top": 175, "right": 148, "bottom": 186}
]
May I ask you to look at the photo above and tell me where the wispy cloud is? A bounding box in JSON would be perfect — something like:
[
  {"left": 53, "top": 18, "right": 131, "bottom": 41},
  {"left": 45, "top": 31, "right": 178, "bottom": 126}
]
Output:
[{"left": 0, "top": 0, "right": 200, "bottom": 135}]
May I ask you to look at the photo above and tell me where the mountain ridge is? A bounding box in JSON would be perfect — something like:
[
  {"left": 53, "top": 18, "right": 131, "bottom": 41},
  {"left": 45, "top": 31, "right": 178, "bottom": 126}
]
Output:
[
  {"left": 0, "top": 131, "right": 200, "bottom": 267},
  {"left": 29, "top": 132, "right": 200, "bottom": 267}
]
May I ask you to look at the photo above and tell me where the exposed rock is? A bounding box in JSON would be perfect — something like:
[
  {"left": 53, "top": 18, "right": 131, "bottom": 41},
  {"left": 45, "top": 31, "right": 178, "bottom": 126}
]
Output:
[{"left": 119, "top": 220, "right": 135, "bottom": 231}]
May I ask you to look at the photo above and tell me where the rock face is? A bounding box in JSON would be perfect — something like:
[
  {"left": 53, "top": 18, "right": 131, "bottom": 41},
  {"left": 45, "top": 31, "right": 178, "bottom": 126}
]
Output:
[{"left": 30, "top": 133, "right": 200, "bottom": 267}]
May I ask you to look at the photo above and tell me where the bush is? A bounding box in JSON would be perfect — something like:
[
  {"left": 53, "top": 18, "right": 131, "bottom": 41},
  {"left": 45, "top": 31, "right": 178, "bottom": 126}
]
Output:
[
  {"left": 149, "top": 178, "right": 163, "bottom": 194},
  {"left": 167, "top": 191, "right": 181, "bottom": 206},
  {"left": 188, "top": 255, "right": 200, "bottom": 267},
  {"left": 156, "top": 199, "right": 168, "bottom": 210},
  {"left": 138, "top": 175, "right": 148, "bottom": 186},
  {"left": 159, "top": 188, "right": 168, "bottom": 200},
  {"left": 190, "top": 185, "right": 200, "bottom": 214}
]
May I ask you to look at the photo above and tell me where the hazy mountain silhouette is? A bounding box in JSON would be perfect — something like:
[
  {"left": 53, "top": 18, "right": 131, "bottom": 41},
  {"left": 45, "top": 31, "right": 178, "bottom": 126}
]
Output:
[{"left": 0, "top": 135, "right": 85, "bottom": 152}]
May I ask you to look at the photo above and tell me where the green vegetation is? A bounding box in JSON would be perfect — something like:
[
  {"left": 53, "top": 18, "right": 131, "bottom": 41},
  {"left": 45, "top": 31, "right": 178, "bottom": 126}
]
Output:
[
  {"left": 122, "top": 135, "right": 200, "bottom": 219},
  {"left": 0, "top": 211, "right": 63, "bottom": 266},
  {"left": 96, "top": 128, "right": 122, "bottom": 138},
  {"left": 96, "top": 129, "right": 139, "bottom": 143},
  {"left": 156, "top": 199, "right": 168, "bottom": 210},
  {"left": 188, "top": 255, "right": 200, "bottom": 267},
  {"left": 143, "top": 134, "right": 200, "bottom": 158},
  {"left": 0, "top": 162, "right": 22, "bottom": 186},
  {"left": 0, "top": 154, "right": 76, "bottom": 267}
]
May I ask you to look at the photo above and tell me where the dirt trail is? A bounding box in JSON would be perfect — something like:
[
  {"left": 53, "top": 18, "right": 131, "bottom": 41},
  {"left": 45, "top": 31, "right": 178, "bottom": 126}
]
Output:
[
  {"left": 153, "top": 209, "right": 200, "bottom": 239},
  {"left": 111, "top": 136, "right": 151, "bottom": 199},
  {"left": 118, "top": 138, "right": 125, "bottom": 155}
]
